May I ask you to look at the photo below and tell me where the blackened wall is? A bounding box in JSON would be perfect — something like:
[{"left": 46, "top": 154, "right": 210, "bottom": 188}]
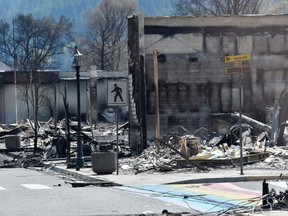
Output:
[{"left": 128, "top": 15, "right": 288, "bottom": 139}]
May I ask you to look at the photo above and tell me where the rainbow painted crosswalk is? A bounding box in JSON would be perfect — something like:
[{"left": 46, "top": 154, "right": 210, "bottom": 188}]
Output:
[{"left": 118, "top": 183, "right": 263, "bottom": 213}]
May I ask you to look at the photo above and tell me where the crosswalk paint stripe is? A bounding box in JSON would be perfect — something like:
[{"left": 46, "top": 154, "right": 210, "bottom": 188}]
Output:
[
  {"left": 20, "top": 184, "right": 52, "bottom": 189},
  {"left": 0, "top": 186, "right": 7, "bottom": 190}
]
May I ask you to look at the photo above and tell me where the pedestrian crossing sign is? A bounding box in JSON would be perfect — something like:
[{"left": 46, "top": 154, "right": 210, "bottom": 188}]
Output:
[{"left": 107, "top": 81, "right": 128, "bottom": 106}]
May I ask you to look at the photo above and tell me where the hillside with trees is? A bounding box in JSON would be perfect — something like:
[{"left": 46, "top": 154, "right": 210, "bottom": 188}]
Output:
[
  {"left": 0, "top": 0, "right": 173, "bottom": 31},
  {"left": 0, "top": 0, "right": 173, "bottom": 71}
]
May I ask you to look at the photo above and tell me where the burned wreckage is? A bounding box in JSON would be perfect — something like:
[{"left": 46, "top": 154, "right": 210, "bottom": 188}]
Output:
[{"left": 0, "top": 111, "right": 287, "bottom": 172}]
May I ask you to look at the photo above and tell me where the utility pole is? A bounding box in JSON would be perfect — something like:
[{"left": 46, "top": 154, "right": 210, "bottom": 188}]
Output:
[
  {"left": 13, "top": 19, "right": 18, "bottom": 124},
  {"left": 153, "top": 49, "right": 160, "bottom": 147}
]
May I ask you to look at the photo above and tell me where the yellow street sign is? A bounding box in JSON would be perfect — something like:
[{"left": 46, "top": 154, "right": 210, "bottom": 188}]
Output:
[
  {"left": 226, "top": 67, "right": 250, "bottom": 74},
  {"left": 224, "top": 54, "right": 251, "bottom": 63},
  {"left": 226, "top": 67, "right": 242, "bottom": 74}
]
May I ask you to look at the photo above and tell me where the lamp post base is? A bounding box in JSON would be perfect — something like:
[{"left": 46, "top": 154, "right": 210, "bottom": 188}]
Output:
[{"left": 76, "top": 156, "right": 84, "bottom": 170}]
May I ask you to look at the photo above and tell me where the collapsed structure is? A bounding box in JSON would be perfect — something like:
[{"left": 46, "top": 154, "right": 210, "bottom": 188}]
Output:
[{"left": 127, "top": 14, "right": 288, "bottom": 151}]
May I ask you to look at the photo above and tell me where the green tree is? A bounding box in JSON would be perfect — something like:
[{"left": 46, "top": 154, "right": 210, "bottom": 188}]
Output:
[{"left": 82, "top": 0, "right": 136, "bottom": 71}]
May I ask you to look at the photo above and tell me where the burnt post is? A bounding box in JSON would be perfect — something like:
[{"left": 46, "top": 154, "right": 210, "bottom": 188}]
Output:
[{"left": 153, "top": 49, "right": 160, "bottom": 148}]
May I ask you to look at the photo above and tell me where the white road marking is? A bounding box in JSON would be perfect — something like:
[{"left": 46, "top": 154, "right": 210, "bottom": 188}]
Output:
[
  {"left": 0, "top": 186, "right": 7, "bottom": 190},
  {"left": 20, "top": 184, "right": 52, "bottom": 189}
]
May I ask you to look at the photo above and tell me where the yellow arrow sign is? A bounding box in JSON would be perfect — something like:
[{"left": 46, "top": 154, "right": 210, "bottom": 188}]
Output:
[{"left": 224, "top": 54, "right": 251, "bottom": 63}]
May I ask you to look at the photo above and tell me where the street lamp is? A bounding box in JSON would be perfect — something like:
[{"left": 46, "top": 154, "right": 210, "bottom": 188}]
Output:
[{"left": 72, "top": 46, "right": 84, "bottom": 170}]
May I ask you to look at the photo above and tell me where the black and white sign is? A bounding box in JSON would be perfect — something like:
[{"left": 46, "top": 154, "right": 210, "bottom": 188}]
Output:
[{"left": 107, "top": 81, "right": 127, "bottom": 106}]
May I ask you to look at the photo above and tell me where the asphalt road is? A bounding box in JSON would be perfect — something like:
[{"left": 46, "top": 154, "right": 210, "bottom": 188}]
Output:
[
  {"left": 0, "top": 168, "right": 194, "bottom": 216},
  {"left": 1, "top": 163, "right": 288, "bottom": 216}
]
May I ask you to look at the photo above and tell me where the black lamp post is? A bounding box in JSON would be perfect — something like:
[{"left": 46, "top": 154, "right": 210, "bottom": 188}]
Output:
[{"left": 72, "top": 46, "right": 84, "bottom": 170}]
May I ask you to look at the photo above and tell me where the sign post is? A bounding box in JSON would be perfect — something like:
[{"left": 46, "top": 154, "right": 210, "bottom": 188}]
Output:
[
  {"left": 239, "top": 73, "right": 244, "bottom": 175},
  {"left": 107, "top": 81, "right": 128, "bottom": 175},
  {"left": 224, "top": 54, "right": 251, "bottom": 175}
]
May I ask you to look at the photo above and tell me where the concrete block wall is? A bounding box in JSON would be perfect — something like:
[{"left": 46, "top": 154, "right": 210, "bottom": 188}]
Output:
[{"left": 137, "top": 15, "right": 288, "bottom": 138}]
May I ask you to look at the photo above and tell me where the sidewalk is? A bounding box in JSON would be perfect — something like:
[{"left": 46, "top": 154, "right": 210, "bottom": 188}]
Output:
[
  {"left": 43, "top": 159, "right": 288, "bottom": 186},
  {"left": 3, "top": 149, "right": 288, "bottom": 186}
]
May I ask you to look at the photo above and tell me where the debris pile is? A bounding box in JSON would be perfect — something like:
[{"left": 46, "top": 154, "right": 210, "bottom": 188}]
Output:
[
  {"left": 118, "top": 124, "right": 288, "bottom": 174},
  {"left": 217, "top": 179, "right": 288, "bottom": 215},
  {"left": 262, "top": 179, "right": 288, "bottom": 211},
  {"left": 0, "top": 119, "right": 130, "bottom": 168},
  {"left": 1, "top": 117, "right": 288, "bottom": 173},
  {"left": 119, "top": 143, "right": 182, "bottom": 174}
]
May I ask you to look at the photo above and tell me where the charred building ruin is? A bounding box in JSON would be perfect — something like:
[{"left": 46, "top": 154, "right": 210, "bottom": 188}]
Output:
[{"left": 127, "top": 14, "right": 288, "bottom": 150}]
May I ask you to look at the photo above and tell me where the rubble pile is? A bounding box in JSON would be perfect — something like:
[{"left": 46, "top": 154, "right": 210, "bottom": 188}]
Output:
[
  {"left": 246, "top": 147, "right": 288, "bottom": 170},
  {"left": 119, "top": 144, "right": 182, "bottom": 174},
  {"left": 0, "top": 119, "right": 131, "bottom": 167},
  {"left": 1, "top": 117, "right": 288, "bottom": 173},
  {"left": 118, "top": 124, "right": 288, "bottom": 173}
]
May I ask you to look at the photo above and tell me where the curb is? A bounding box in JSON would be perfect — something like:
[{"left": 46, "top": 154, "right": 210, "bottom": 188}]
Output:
[
  {"left": 2, "top": 152, "right": 287, "bottom": 186},
  {"left": 165, "top": 175, "right": 288, "bottom": 185},
  {"left": 43, "top": 162, "right": 288, "bottom": 186},
  {"left": 42, "top": 162, "right": 121, "bottom": 186}
]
